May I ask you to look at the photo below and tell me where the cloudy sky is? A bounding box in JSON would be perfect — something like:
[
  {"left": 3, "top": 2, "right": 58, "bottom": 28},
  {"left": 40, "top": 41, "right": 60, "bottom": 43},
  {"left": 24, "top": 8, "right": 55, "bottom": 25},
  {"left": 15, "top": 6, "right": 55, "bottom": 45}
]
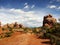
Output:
[{"left": 0, "top": 0, "right": 60, "bottom": 27}]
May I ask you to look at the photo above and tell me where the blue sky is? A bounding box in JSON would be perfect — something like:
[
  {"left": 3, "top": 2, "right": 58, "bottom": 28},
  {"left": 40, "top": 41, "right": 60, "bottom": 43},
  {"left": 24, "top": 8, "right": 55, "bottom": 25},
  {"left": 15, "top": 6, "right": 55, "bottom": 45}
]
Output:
[{"left": 0, "top": 0, "right": 60, "bottom": 27}]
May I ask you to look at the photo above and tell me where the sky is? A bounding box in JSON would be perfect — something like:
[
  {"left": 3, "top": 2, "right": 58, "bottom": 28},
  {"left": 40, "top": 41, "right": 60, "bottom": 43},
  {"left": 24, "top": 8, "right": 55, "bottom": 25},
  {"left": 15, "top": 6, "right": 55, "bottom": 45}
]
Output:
[{"left": 0, "top": 0, "right": 60, "bottom": 27}]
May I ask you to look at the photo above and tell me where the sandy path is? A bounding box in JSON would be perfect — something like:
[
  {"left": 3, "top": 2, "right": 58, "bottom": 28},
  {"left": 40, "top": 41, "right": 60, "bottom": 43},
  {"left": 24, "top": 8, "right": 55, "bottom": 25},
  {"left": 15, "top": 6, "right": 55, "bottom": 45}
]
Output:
[{"left": 0, "top": 32, "right": 50, "bottom": 45}]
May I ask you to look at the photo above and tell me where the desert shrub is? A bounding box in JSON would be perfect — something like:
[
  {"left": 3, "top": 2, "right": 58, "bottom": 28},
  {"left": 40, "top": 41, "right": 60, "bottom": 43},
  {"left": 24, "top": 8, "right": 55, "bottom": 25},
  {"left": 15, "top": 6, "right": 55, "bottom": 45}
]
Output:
[
  {"left": 8, "top": 27, "right": 13, "bottom": 31},
  {"left": 5, "top": 32, "right": 12, "bottom": 37},
  {"left": 56, "top": 40, "right": 60, "bottom": 45},
  {"left": 0, "top": 35, "right": 3, "bottom": 39},
  {"left": 32, "top": 28, "right": 38, "bottom": 34},
  {"left": 2, "top": 28, "right": 4, "bottom": 31},
  {"left": 24, "top": 28, "right": 32, "bottom": 33},
  {"left": 24, "top": 28, "right": 28, "bottom": 33},
  {"left": 2, "top": 28, "right": 6, "bottom": 31}
]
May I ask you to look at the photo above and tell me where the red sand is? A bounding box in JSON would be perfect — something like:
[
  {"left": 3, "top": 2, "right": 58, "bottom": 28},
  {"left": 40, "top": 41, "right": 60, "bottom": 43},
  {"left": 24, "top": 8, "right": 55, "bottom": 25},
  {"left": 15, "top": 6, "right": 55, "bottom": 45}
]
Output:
[{"left": 0, "top": 32, "right": 50, "bottom": 45}]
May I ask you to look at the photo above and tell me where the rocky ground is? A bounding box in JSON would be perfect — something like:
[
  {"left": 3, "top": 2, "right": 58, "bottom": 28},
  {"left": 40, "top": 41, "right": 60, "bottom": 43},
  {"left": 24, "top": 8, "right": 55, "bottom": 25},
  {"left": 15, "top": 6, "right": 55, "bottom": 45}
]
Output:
[{"left": 0, "top": 32, "right": 50, "bottom": 45}]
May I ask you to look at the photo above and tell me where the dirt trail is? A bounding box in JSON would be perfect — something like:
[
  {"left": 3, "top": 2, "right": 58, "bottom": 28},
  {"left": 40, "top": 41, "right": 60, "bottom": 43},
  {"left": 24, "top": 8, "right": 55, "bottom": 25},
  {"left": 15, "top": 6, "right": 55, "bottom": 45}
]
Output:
[{"left": 0, "top": 32, "right": 50, "bottom": 45}]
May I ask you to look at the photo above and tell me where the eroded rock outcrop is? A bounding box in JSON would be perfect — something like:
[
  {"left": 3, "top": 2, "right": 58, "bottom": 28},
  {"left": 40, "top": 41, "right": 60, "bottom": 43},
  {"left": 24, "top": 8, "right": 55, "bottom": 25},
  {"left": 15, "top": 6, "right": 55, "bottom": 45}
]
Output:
[{"left": 43, "top": 14, "right": 57, "bottom": 28}]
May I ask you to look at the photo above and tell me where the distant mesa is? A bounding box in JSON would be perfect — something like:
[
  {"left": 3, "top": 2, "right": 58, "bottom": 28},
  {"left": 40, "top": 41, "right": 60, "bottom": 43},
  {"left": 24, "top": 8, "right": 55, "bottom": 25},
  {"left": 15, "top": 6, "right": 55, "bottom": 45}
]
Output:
[{"left": 43, "top": 14, "right": 57, "bottom": 28}]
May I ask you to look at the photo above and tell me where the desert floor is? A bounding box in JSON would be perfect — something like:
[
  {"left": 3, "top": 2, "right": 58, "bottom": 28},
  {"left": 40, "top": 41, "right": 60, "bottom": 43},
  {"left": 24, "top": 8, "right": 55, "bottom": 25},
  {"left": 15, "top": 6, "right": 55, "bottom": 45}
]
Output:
[{"left": 0, "top": 32, "right": 50, "bottom": 45}]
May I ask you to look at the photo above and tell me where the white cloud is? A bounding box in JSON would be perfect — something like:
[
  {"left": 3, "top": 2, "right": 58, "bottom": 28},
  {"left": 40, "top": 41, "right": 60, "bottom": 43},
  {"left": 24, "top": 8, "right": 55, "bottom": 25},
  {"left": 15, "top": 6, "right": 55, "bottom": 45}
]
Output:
[
  {"left": 48, "top": 5, "right": 56, "bottom": 9},
  {"left": 9, "top": 8, "right": 25, "bottom": 13},
  {"left": 0, "top": 8, "right": 59, "bottom": 27},
  {"left": 24, "top": 3, "right": 28, "bottom": 6},
  {"left": 48, "top": 5, "right": 60, "bottom": 10},
  {"left": 24, "top": 5, "right": 29, "bottom": 9},
  {"left": 24, "top": 3, "right": 29, "bottom": 9},
  {"left": 24, "top": 3, "right": 35, "bottom": 9},
  {"left": 0, "top": 8, "right": 46, "bottom": 27},
  {"left": 57, "top": 6, "right": 60, "bottom": 9},
  {"left": 31, "top": 5, "right": 35, "bottom": 8}
]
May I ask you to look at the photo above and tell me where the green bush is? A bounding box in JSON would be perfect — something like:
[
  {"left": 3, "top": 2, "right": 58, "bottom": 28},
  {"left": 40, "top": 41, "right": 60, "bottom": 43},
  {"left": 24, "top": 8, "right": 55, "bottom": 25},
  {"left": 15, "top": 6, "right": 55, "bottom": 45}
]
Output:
[
  {"left": 5, "top": 32, "right": 12, "bottom": 37},
  {"left": 0, "top": 35, "right": 3, "bottom": 39},
  {"left": 56, "top": 40, "right": 60, "bottom": 45},
  {"left": 2, "top": 28, "right": 5, "bottom": 31}
]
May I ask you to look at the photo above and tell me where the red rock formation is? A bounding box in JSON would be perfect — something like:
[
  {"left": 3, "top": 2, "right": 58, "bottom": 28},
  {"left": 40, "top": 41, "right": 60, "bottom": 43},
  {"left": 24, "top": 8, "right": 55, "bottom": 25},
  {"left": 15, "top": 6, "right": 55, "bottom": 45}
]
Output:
[{"left": 43, "top": 14, "right": 57, "bottom": 28}]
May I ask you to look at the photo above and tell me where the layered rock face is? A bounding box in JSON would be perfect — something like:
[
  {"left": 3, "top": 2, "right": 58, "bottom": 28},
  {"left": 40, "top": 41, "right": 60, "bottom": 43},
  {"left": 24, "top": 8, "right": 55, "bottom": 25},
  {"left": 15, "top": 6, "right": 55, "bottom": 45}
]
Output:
[{"left": 43, "top": 14, "right": 57, "bottom": 28}]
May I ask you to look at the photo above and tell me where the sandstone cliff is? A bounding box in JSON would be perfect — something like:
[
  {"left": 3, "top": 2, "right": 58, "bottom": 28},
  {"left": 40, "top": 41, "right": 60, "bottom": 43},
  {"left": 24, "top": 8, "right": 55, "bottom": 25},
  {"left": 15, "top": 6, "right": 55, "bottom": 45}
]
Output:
[{"left": 43, "top": 14, "right": 57, "bottom": 28}]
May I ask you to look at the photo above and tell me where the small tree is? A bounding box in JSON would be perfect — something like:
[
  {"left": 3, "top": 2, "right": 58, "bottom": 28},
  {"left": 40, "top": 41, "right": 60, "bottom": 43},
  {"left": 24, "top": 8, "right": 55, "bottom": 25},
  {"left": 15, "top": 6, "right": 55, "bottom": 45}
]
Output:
[{"left": 14, "top": 22, "right": 18, "bottom": 28}]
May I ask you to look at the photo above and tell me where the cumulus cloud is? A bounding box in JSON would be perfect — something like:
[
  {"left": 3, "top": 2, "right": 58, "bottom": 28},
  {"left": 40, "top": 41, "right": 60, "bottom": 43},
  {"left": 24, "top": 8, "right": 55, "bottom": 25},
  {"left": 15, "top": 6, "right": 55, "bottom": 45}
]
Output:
[
  {"left": 48, "top": 5, "right": 56, "bottom": 9},
  {"left": 47, "top": 5, "right": 60, "bottom": 10},
  {"left": 0, "top": 8, "right": 46, "bottom": 27}
]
